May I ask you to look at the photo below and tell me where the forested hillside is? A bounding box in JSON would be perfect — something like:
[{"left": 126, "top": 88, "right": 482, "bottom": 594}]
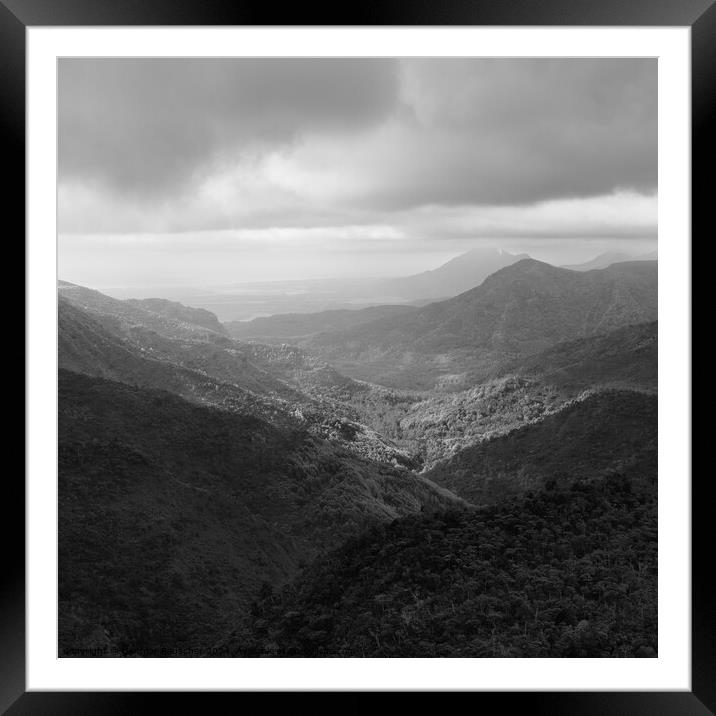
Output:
[
  {"left": 59, "top": 295, "right": 419, "bottom": 468},
  {"left": 58, "top": 370, "right": 461, "bottom": 656},
  {"left": 424, "top": 390, "right": 656, "bottom": 504},
  {"left": 340, "top": 323, "right": 656, "bottom": 469},
  {"left": 234, "top": 468, "right": 657, "bottom": 658},
  {"left": 498, "top": 321, "right": 657, "bottom": 394},
  {"left": 59, "top": 296, "right": 298, "bottom": 409},
  {"left": 345, "top": 376, "right": 566, "bottom": 468}
]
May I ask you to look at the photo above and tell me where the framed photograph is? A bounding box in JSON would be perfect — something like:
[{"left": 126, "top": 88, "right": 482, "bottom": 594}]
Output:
[{"left": 11, "top": 0, "right": 707, "bottom": 708}]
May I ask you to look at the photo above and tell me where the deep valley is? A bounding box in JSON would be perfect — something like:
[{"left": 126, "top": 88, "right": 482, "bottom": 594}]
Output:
[{"left": 57, "top": 251, "right": 658, "bottom": 658}]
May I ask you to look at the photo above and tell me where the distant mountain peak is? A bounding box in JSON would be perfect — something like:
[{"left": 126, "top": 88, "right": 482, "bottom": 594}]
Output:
[
  {"left": 508, "top": 257, "right": 553, "bottom": 270},
  {"left": 483, "top": 256, "right": 560, "bottom": 279},
  {"left": 447, "top": 247, "right": 527, "bottom": 263},
  {"left": 381, "top": 247, "right": 533, "bottom": 299},
  {"left": 562, "top": 250, "right": 657, "bottom": 272}
]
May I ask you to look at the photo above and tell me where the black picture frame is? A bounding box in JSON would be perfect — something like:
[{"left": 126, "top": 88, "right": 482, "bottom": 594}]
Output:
[{"left": 8, "top": 0, "right": 707, "bottom": 710}]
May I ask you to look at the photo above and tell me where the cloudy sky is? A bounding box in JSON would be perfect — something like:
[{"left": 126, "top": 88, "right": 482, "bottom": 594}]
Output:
[{"left": 58, "top": 58, "right": 657, "bottom": 289}]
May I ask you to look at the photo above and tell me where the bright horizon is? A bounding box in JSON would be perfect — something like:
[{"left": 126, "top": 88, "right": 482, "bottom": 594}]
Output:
[{"left": 59, "top": 238, "right": 658, "bottom": 296}]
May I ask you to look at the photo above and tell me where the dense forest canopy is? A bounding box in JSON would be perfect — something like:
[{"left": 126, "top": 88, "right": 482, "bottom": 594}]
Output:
[{"left": 233, "top": 468, "right": 657, "bottom": 658}]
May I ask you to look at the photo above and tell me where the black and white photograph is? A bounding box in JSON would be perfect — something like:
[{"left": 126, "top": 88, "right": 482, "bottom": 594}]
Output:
[{"left": 56, "top": 56, "right": 660, "bottom": 659}]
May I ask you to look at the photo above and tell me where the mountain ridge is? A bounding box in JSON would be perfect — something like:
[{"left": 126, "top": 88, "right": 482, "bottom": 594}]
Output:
[
  {"left": 304, "top": 259, "right": 657, "bottom": 389},
  {"left": 225, "top": 303, "right": 417, "bottom": 343},
  {"left": 59, "top": 280, "right": 227, "bottom": 340}
]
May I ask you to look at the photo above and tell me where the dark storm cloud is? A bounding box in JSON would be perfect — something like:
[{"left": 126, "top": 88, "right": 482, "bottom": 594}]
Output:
[
  {"left": 58, "top": 58, "right": 401, "bottom": 196},
  {"left": 58, "top": 57, "right": 657, "bottom": 241},
  {"left": 352, "top": 58, "right": 657, "bottom": 208}
]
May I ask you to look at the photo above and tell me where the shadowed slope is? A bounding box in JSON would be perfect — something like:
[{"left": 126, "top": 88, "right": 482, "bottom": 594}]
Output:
[
  {"left": 59, "top": 370, "right": 462, "bottom": 656},
  {"left": 424, "top": 390, "right": 656, "bottom": 505},
  {"left": 498, "top": 321, "right": 657, "bottom": 394}
]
